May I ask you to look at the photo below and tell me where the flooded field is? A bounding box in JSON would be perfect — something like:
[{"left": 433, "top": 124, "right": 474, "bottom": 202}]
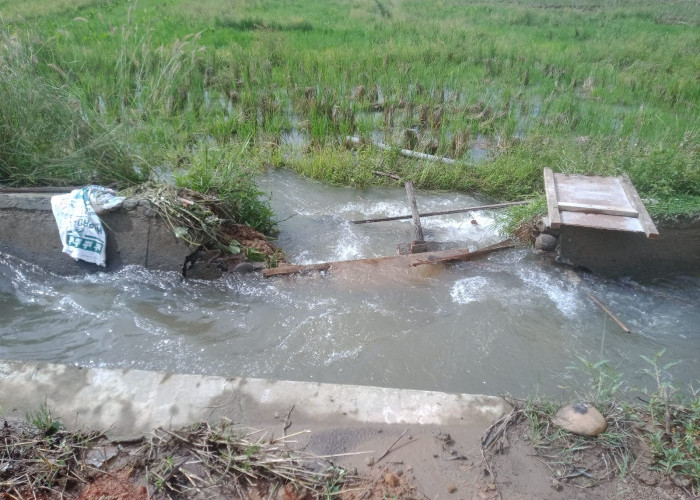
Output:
[{"left": 1, "top": 170, "right": 698, "bottom": 396}]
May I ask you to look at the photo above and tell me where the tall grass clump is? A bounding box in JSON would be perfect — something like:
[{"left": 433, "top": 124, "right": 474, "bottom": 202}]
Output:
[
  {"left": 0, "top": 29, "right": 146, "bottom": 187},
  {"left": 175, "top": 144, "right": 275, "bottom": 234},
  {"left": 113, "top": 9, "right": 208, "bottom": 120}
]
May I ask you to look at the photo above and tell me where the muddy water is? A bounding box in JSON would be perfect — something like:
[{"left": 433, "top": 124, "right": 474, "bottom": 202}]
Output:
[{"left": 1, "top": 170, "right": 698, "bottom": 396}]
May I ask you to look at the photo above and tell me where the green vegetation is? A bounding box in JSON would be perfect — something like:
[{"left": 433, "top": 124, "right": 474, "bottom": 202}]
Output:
[
  {"left": 482, "top": 352, "right": 698, "bottom": 494},
  {"left": 506, "top": 352, "right": 700, "bottom": 491},
  {"left": 1, "top": 0, "right": 698, "bottom": 231}
]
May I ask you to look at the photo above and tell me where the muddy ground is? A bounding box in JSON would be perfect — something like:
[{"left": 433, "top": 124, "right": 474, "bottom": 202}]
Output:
[{"left": 1, "top": 407, "right": 695, "bottom": 500}]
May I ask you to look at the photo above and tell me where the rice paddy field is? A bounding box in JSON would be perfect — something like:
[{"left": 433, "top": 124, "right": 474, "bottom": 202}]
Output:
[{"left": 1, "top": 0, "right": 699, "bottom": 225}]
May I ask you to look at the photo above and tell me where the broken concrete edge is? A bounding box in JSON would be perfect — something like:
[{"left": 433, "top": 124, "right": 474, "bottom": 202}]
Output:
[{"left": 0, "top": 360, "right": 509, "bottom": 441}]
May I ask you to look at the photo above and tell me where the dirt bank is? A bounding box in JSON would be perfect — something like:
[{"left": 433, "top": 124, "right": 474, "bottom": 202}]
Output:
[{"left": 2, "top": 405, "right": 695, "bottom": 500}]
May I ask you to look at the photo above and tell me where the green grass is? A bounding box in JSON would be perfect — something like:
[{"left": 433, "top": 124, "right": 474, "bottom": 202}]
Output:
[
  {"left": 512, "top": 352, "right": 700, "bottom": 490},
  {"left": 1, "top": 0, "right": 698, "bottom": 229}
]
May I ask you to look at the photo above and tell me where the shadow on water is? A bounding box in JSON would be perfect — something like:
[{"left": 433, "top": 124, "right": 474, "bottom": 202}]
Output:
[{"left": 1, "top": 170, "right": 698, "bottom": 396}]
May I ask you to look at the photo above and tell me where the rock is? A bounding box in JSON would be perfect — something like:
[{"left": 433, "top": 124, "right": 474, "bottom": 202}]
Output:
[
  {"left": 365, "top": 456, "right": 375, "bottom": 467},
  {"left": 552, "top": 403, "right": 607, "bottom": 436},
  {"left": 535, "top": 233, "right": 558, "bottom": 251},
  {"left": 447, "top": 484, "right": 457, "bottom": 493},
  {"left": 535, "top": 217, "right": 551, "bottom": 233},
  {"left": 232, "top": 261, "right": 265, "bottom": 273}
]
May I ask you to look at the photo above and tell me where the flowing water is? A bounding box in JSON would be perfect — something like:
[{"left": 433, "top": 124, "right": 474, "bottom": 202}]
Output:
[{"left": 1, "top": 170, "right": 698, "bottom": 396}]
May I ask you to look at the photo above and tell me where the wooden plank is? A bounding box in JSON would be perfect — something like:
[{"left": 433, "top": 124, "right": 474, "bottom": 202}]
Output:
[
  {"left": 543, "top": 168, "right": 561, "bottom": 228},
  {"left": 560, "top": 211, "right": 645, "bottom": 233},
  {"left": 262, "top": 240, "right": 515, "bottom": 278},
  {"left": 351, "top": 201, "right": 530, "bottom": 224},
  {"left": 557, "top": 201, "right": 639, "bottom": 218},
  {"left": 411, "top": 240, "right": 515, "bottom": 266},
  {"left": 262, "top": 262, "right": 331, "bottom": 277},
  {"left": 619, "top": 174, "right": 659, "bottom": 239},
  {"left": 404, "top": 180, "right": 425, "bottom": 245},
  {"left": 554, "top": 174, "right": 631, "bottom": 208}
]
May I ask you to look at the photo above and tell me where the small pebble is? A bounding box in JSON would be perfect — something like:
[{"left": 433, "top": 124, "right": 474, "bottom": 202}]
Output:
[
  {"left": 447, "top": 484, "right": 457, "bottom": 494},
  {"left": 365, "top": 456, "right": 375, "bottom": 466}
]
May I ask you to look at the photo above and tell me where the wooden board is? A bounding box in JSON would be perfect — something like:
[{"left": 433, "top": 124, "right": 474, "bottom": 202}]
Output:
[
  {"left": 620, "top": 174, "right": 659, "bottom": 239},
  {"left": 263, "top": 240, "right": 514, "bottom": 278},
  {"left": 543, "top": 168, "right": 561, "bottom": 229},
  {"left": 543, "top": 168, "right": 658, "bottom": 238},
  {"left": 557, "top": 201, "right": 639, "bottom": 218}
]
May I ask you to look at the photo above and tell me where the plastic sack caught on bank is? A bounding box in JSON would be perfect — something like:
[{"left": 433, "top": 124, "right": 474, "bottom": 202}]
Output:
[{"left": 50, "top": 186, "right": 125, "bottom": 266}]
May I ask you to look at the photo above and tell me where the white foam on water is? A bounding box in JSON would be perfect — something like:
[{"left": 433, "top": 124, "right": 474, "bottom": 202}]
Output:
[
  {"left": 450, "top": 276, "right": 490, "bottom": 304},
  {"left": 516, "top": 267, "right": 582, "bottom": 318}
]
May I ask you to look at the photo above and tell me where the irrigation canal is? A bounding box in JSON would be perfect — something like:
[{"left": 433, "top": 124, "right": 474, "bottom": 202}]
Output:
[{"left": 1, "top": 169, "right": 698, "bottom": 396}]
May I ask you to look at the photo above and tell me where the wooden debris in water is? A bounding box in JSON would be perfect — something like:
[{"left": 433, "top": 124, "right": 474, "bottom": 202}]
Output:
[
  {"left": 411, "top": 240, "right": 515, "bottom": 266},
  {"left": 262, "top": 239, "right": 515, "bottom": 278},
  {"left": 404, "top": 180, "right": 425, "bottom": 249},
  {"left": 587, "top": 293, "right": 631, "bottom": 333},
  {"left": 351, "top": 201, "right": 530, "bottom": 224}
]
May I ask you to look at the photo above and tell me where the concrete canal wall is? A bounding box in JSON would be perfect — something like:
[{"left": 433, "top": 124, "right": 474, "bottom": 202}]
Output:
[
  {"left": 0, "top": 191, "right": 192, "bottom": 274},
  {"left": 557, "top": 216, "right": 700, "bottom": 278}
]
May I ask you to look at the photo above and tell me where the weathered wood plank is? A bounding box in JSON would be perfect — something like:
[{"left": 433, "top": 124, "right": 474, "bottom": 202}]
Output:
[
  {"left": 262, "top": 262, "right": 331, "bottom": 277},
  {"left": 543, "top": 168, "right": 561, "bottom": 228},
  {"left": 560, "top": 211, "right": 645, "bottom": 233},
  {"left": 411, "top": 240, "right": 515, "bottom": 266},
  {"left": 555, "top": 175, "right": 628, "bottom": 205},
  {"left": 619, "top": 174, "right": 659, "bottom": 239},
  {"left": 262, "top": 240, "right": 515, "bottom": 278},
  {"left": 404, "top": 180, "right": 425, "bottom": 245},
  {"left": 557, "top": 201, "right": 639, "bottom": 218},
  {"left": 351, "top": 201, "right": 530, "bottom": 224}
]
